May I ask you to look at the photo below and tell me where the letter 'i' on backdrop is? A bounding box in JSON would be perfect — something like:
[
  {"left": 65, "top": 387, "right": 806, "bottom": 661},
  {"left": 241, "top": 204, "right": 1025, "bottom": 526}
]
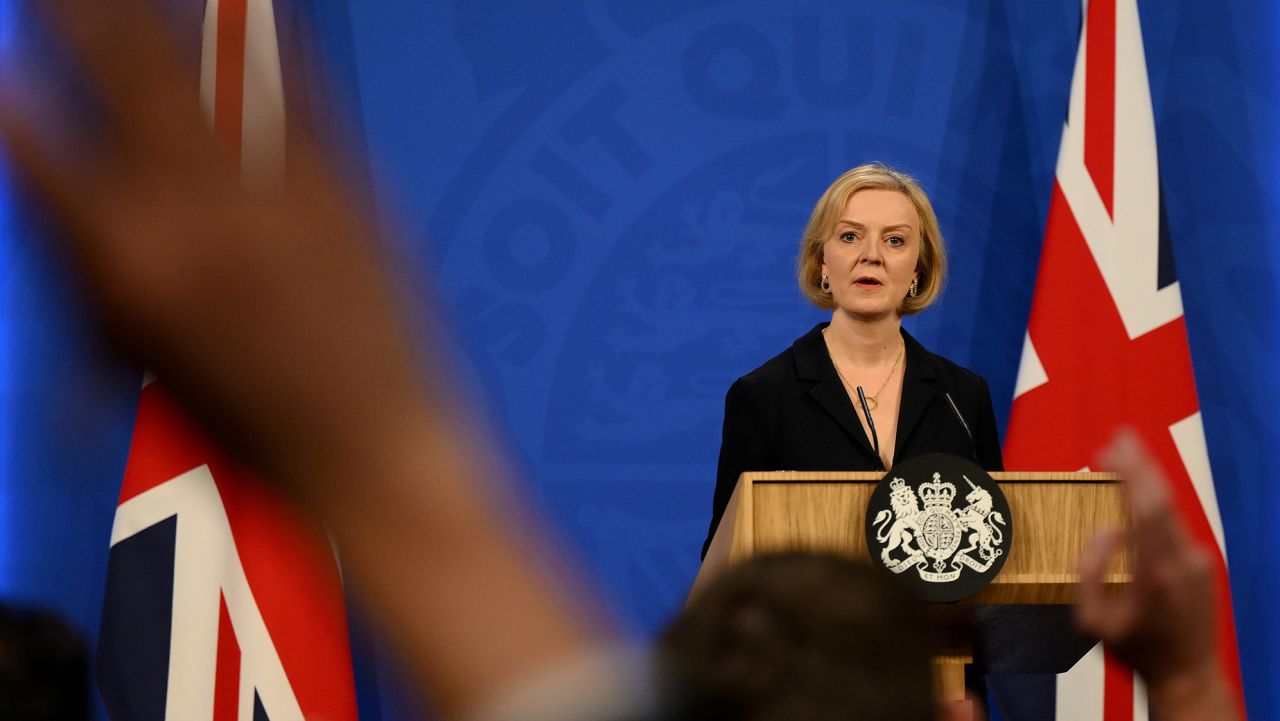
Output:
[
  {"left": 94, "top": 2, "right": 360, "bottom": 720},
  {"left": 1003, "top": 0, "right": 1245, "bottom": 719}
]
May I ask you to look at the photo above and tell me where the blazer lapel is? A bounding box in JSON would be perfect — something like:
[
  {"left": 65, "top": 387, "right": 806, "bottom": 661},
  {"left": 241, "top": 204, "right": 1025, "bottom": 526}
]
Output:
[
  {"left": 793, "top": 324, "right": 878, "bottom": 458},
  {"left": 895, "top": 329, "right": 938, "bottom": 457}
]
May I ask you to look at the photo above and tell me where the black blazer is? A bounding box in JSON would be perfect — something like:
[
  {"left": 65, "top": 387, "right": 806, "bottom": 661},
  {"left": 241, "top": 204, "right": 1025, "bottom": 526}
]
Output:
[{"left": 701, "top": 323, "right": 1004, "bottom": 559}]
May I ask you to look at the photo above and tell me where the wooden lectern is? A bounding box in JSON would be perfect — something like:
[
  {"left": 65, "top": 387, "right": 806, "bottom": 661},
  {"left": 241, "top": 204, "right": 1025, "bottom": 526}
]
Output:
[{"left": 692, "top": 471, "right": 1130, "bottom": 701}]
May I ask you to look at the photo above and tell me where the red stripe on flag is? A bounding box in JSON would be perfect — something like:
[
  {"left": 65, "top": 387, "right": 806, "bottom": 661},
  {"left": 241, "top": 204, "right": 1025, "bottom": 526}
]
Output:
[
  {"left": 1103, "top": 649, "right": 1134, "bottom": 721},
  {"left": 119, "top": 384, "right": 223, "bottom": 503},
  {"left": 1084, "top": 0, "right": 1116, "bottom": 218},
  {"left": 210, "top": 463, "right": 360, "bottom": 721},
  {"left": 213, "top": 594, "right": 241, "bottom": 721},
  {"left": 1004, "top": 184, "right": 1197, "bottom": 466},
  {"left": 214, "top": 0, "right": 248, "bottom": 154}
]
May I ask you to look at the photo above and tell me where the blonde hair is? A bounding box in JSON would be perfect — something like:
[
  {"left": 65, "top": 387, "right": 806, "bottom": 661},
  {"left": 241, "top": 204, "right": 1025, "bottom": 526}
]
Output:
[{"left": 797, "top": 163, "right": 946, "bottom": 314}]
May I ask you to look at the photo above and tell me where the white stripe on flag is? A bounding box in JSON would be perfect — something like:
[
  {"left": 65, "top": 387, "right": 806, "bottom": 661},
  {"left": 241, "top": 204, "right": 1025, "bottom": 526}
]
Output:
[
  {"left": 1170, "top": 412, "right": 1228, "bottom": 559},
  {"left": 1133, "top": 676, "right": 1149, "bottom": 721},
  {"left": 1056, "top": 643, "right": 1105, "bottom": 721},
  {"left": 240, "top": 0, "right": 284, "bottom": 190},
  {"left": 1056, "top": 0, "right": 1182, "bottom": 342},
  {"left": 199, "top": 0, "right": 218, "bottom": 123},
  {"left": 1012, "top": 332, "right": 1048, "bottom": 399},
  {"left": 112, "top": 467, "right": 305, "bottom": 721}
]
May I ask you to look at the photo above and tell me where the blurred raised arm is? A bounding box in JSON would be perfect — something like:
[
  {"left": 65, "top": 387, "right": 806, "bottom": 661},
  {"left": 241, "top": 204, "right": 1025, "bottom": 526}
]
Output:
[
  {"left": 1077, "top": 431, "right": 1242, "bottom": 721},
  {"left": 0, "top": 0, "right": 616, "bottom": 716}
]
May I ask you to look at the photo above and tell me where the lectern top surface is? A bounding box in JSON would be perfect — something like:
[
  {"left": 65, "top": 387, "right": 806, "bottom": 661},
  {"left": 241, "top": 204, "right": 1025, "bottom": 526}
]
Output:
[{"left": 740, "top": 470, "right": 1120, "bottom": 483}]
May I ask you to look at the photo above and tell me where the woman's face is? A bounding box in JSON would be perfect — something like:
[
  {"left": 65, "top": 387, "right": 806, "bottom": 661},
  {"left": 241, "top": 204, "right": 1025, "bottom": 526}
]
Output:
[{"left": 821, "top": 189, "right": 921, "bottom": 321}]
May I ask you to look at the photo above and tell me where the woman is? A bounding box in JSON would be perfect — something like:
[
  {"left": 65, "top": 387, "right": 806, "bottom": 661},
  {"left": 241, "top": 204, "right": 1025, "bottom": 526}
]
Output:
[{"left": 702, "top": 163, "right": 1003, "bottom": 559}]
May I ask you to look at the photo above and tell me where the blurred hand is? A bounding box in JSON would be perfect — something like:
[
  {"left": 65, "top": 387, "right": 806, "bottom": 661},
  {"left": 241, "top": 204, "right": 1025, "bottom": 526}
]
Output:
[
  {"left": 938, "top": 694, "right": 985, "bottom": 721},
  {"left": 0, "top": 0, "right": 421, "bottom": 490},
  {"left": 0, "top": 1, "right": 608, "bottom": 716},
  {"left": 1077, "top": 430, "right": 1240, "bottom": 721}
]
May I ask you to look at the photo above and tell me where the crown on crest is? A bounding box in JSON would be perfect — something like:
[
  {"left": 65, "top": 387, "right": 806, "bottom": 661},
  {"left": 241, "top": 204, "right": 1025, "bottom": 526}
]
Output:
[
  {"left": 889, "top": 477, "right": 908, "bottom": 493},
  {"left": 917, "top": 472, "right": 956, "bottom": 508}
]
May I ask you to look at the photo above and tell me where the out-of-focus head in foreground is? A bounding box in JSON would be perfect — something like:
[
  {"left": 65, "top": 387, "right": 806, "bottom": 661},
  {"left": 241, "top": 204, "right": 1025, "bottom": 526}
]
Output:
[
  {"left": 659, "top": 552, "right": 937, "bottom": 721},
  {"left": 0, "top": 604, "right": 89, "bottom": 721}
]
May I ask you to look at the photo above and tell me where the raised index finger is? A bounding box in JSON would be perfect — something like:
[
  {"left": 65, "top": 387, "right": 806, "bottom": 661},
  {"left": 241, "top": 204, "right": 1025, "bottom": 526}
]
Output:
[{"left": 1097, "top": 429, "right": 1188, "bottom": 556}]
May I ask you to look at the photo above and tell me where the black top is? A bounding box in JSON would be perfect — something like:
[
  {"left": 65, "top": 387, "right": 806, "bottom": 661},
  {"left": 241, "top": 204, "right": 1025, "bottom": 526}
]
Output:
[{"left": 701, "top": 323, "right": 1004, "bottom": 559}]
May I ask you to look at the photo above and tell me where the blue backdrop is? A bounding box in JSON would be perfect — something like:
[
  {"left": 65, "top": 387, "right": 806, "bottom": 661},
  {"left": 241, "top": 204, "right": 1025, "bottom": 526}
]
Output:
[{"left": 2, "top": 1, "right": 1278, "bottom": 719}]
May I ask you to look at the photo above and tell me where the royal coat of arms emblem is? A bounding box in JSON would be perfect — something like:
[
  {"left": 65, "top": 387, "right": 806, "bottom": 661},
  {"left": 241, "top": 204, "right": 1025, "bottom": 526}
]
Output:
[{"left": 865, "top": 454, "right": 1013, "bottom": 602}]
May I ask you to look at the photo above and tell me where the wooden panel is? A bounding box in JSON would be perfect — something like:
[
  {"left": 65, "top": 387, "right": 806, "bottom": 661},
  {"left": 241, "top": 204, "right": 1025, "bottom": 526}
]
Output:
[
  {"left": 751, "top": 483, "right": 874, "bottom": 556},
  {"left": 689, "top": 478, "right": 742, "bottom": 600},
  {"left": 729, "top": 475, "right": 755, "bottom": 562},
  {"left": 933, "top": 655, "right": 972, "bottom": 703},
  {"left": 693, "top": 471, "right": 1131, "bottom": 606},
  {"left": 975, "top": 482, "right": 1129, "bottom": 604}
]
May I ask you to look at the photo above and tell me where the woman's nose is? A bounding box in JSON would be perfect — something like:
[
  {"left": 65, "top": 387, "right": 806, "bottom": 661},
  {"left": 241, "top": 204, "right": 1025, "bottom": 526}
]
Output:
[{"left": 860, "top": 239, "right": 882, "bottom": 263}]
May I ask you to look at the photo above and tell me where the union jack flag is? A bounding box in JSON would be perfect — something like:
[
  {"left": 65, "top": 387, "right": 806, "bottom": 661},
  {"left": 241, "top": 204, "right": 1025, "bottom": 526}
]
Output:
[
  {"left": 1003, "top": 0, "right": 1245, "bottom": 718},
  {"left": 96, "top": 2, "right": 359, "bottom": 720}
]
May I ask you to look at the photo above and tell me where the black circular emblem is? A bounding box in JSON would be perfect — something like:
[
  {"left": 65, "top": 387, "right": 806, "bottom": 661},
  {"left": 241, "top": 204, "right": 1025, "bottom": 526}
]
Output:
[{"left": 864, "top": 453, "right": 1013, "bottom": 602}]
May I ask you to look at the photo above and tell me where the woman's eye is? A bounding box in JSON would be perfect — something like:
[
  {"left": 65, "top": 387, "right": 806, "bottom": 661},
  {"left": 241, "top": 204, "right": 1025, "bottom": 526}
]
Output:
[
  {"left": 840, "top": 231, "right": 857, "bottom": 242},
  {"left": 887, "top": 235, "right": 906, "bottom": 247}
]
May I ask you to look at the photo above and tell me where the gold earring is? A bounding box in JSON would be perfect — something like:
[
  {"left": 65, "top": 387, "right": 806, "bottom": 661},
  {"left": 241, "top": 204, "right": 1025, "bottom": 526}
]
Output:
[
  {"left": 908, "top": 277, "right": 918, "bottom": 297},
  {"left": 821, "top": 274, "right": 830, "bottom": 292}
]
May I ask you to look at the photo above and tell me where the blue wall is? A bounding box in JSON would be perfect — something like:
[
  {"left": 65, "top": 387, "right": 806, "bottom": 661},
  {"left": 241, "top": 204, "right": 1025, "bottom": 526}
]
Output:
[{"left": 3, "top": 1, "right": 1278, "bottom": 719}]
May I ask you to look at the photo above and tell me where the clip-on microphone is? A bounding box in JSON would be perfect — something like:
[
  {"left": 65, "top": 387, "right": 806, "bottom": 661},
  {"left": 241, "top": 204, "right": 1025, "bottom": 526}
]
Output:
[
  {"left": 856, "top": 386, "right": 884, "bottom": 472},
  {"left": 944, "top": 391, "right": 979, "bottom": 464}
]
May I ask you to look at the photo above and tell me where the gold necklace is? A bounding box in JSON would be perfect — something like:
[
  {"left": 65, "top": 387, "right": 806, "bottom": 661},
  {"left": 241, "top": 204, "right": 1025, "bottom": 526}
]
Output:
[{"left": 827, "top": 336, "right": 904, "bottom": 412}]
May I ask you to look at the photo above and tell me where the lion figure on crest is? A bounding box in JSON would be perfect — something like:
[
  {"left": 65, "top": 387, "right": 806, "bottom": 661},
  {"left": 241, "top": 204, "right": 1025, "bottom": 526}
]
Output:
[{"left": 873, "top": 478, "right": 921, "bottom": 564}]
